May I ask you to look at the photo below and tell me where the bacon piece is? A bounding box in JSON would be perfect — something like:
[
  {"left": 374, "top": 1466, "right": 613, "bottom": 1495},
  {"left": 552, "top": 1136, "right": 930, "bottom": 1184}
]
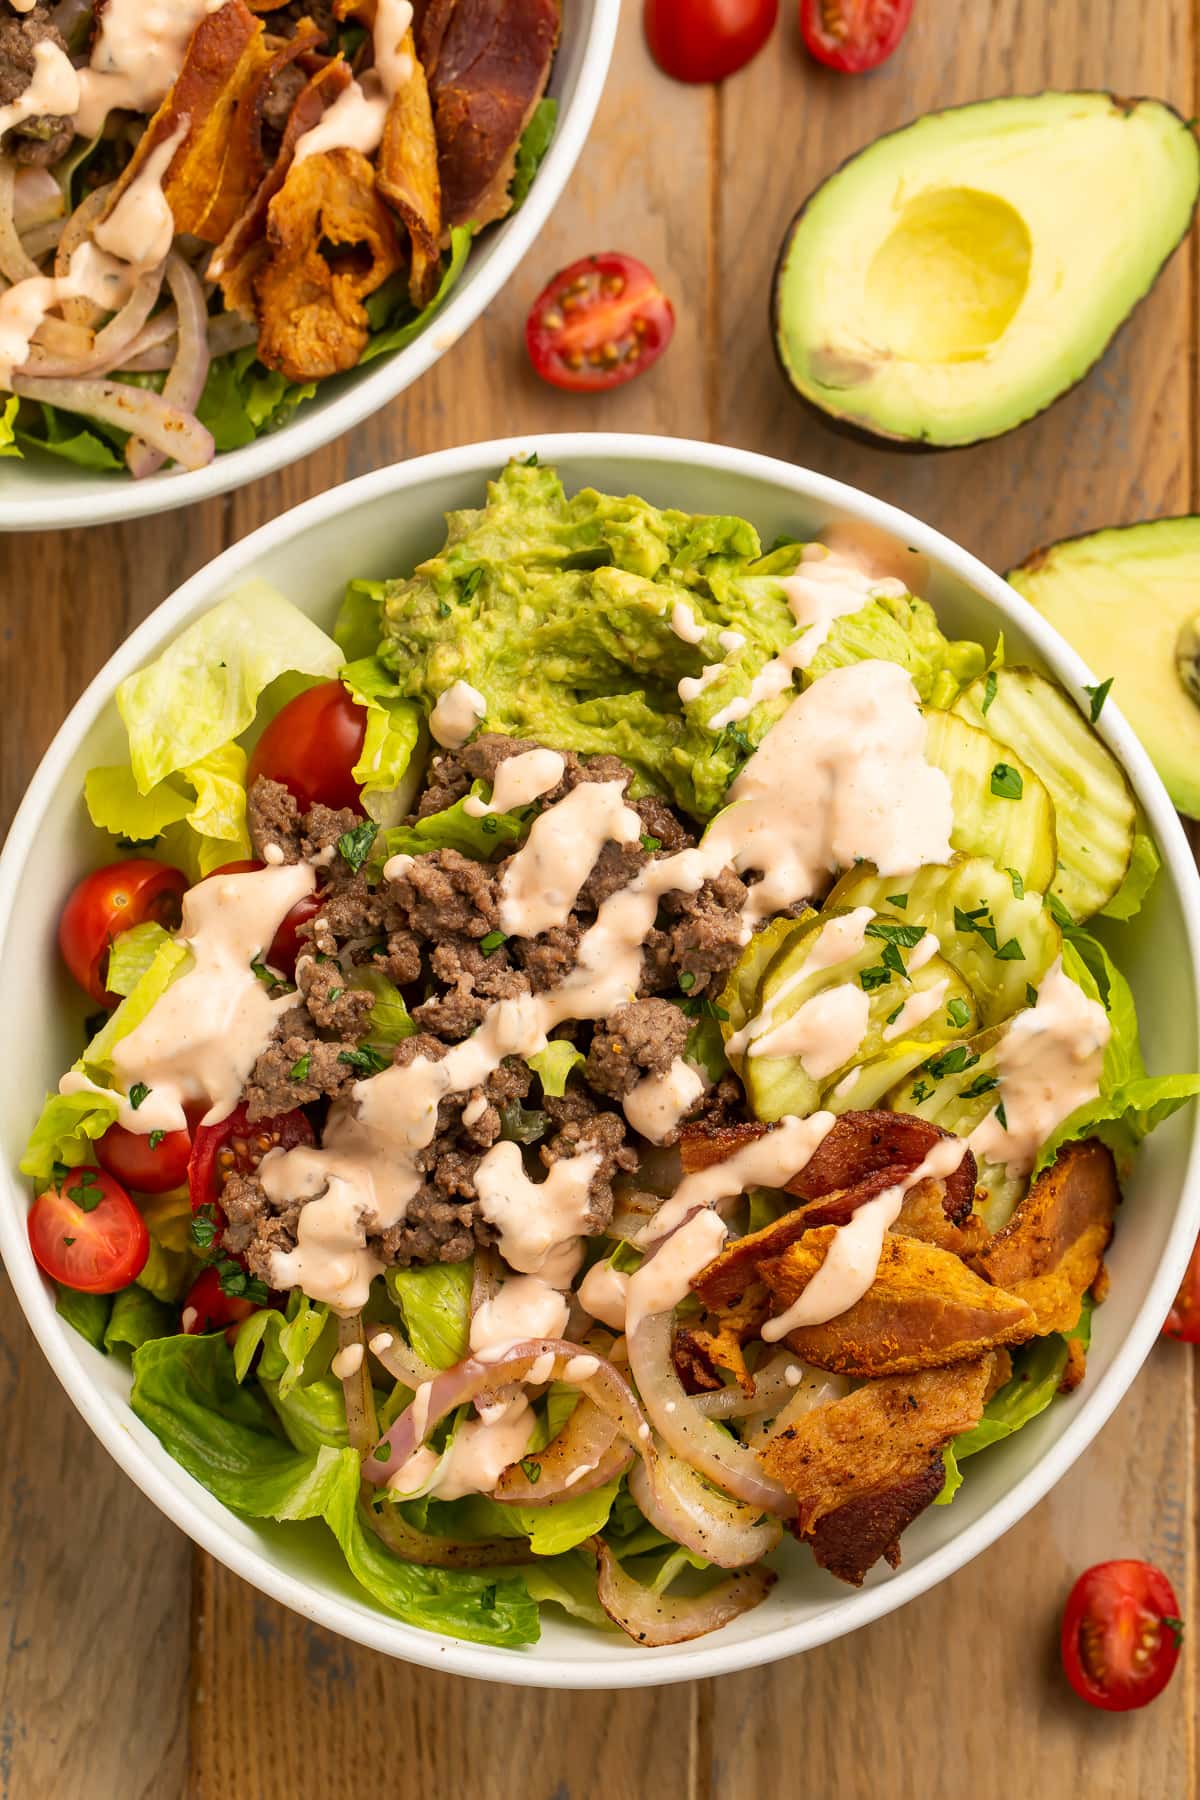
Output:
[
  {"left": 971, "top": 1138, "right": 1117, "bottom": 1335},
  {"left": 678, "top": 1110, "right": 978, "bottom": 1223},
  {"left": 104, "top": 1, "right": 277, "bottom": 247},
  {"left": 378, "top": 29, "right": 443, "bottom": 304},
  {"left": 209, "top": 58, "right": 352, "bottom": 318},
  {"left": 758, "top": 1228, "right": 1035, "bottom": 1377},
  {"left": 425, "top": 0, "right": 560, "bottom": 231},
  {"left": 671, "top": 1327, "right": 724, "bottom": 1394},
  {"left": 254, "top": 145, "right": 402, "bottom": 379},
  {"left": 760, "top": 1354, "right": 1000, "bottom": 1585}
]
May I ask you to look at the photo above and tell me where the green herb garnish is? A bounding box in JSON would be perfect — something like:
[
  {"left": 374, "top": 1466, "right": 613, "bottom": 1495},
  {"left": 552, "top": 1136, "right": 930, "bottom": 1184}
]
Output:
[
  {"left": 885, "top": 893, "right": 908, "bottom": 910},
  {"left": 990, "top": 762, "right": 1023, "bottom": 801},
  {"left": 924, "top": 1045, "right": 979, "bottom": 1080},
  {"left": 339, "top": 1044, "right": 390, "bottom": 1076},
  {"left": 128, "top": 1082, "right": 150, "bottom": 1111},
  {"left": 1084, "top": 677, "right": 1113, "bottom": 723},
  {"left": 981, "top": 669, "right": 998, "bottom": 715},
  {"left": 289, "top": 1053, "right": 311, "bottom": 1082},
  {"left": 960, "top": 1073, "right": 999, "bottom": 1100},
  {"left": 191, "top": 1204, "right": 218, "bottom": 1250},
  {"left": 946, "top": 997, "right": 970, "bottom": 1029},
  {"left": 1006, "top": 867, "right": 1025, "bottom": 899},
  {"left": 479, "top": 930, "right": 508, "bottom": 954},
  {"left": 148, "top": 1129, "right": 165, "bottom": 1151},
  {"left": 865, "top": 920, "right": 926, "bottom": 949},
  {"left": 337, "top": 819, "right": 379, "bottom": 874},
  {"left": 66, "top": 1167, "right": 103, "bottom": 1211},
  {"left": 640, "top": 834, "right": 662, "bottom": 853}
]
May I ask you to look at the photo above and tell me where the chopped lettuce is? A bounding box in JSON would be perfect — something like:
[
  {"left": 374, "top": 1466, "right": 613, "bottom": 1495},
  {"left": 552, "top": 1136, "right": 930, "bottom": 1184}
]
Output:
[
  {"left": 1100, "top": 830, "right": 1160, "bottom": 922},
  {"left": 340, "top": 655, "right": 425, "bottom": 825},
  {"left": 471, "top": 1479, "right": 621, "bottom": 1556},
  {"left": 359, "top": 226, "right": 474, "bottom": 365},
  {"left": 348, "top": 967, "right": 416, "bottom": 1046},
  {"left": 510, "top": 99, "right": 557, "bottom": 210},
  {"left": 370, "top": 787, "right": 529, "bottom": 873},
  {"left": 386, "top": 1260, "right": 473, "bottom": 1369},
  {"left": 116, "top": 583, "right": 342, "bottom": 792},
  {"left": 527, "top": 1040, "right": 585, "bottom": 1097},
  {"left": 238, "top": 1293, "right": 333, "bottom": 1396},
  {"left": 21, "top": 1087, "right": 120, "bottom": 1184},
  {"left": 81, "top": 939, "right": 191, "bottom": 1076},
  {"left": 197, "top": 347, "right": 316, "bottom": 453},
  {"left": 56, "top": 1283, "right": 111, "bottom": 1351},
  {"left": 263, "top": 1372, "right": 350, "bottom": 1455},
  {"left": 135, "top": 1235, "right": 192, "bottom": 1304},
  {"left": 130, "top": 1332, "right": 539, "bottom": 1646},
  {"left": 0, "top": 393, "right": 20, "bottom": 457},
  {"left": 85, "top": 767, "right": 192, "bottom": 845},
  {"left": 105, "top": 1283, "right": 175, "bottom": 1355},
  {"left": 85, "top": 744, "right": 252, "bottom": 877},
  {"left": 334, "top": 580, "right": 386, "bottom": 662}
]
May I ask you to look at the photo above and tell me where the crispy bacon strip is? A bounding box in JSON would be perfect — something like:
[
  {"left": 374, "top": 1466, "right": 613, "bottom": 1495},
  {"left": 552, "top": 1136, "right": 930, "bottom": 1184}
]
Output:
[
  {"left": 679, "top": 1110, "right": 978, "bottom": 1222},
  {"left": 255, "top": 145, "right": 402, "bottom": 379},
  {"left": 378, "top": 30, "right": 443, "bottom": 304},
  {"left": 760, "top": 1355, "right": 1000, "bottom": 1585},
  {"left": 970, "top": 1138, "right": 1118, "bottom": 1335},
  {"left": 104, "top": 1, "right": 276, "bottom": 247},
  {"left": 425, "top": 0, "right": 560, "bottom": 231},
  {"left": 757, "top": 1229, "right": 1035, "bottom": 1377}
]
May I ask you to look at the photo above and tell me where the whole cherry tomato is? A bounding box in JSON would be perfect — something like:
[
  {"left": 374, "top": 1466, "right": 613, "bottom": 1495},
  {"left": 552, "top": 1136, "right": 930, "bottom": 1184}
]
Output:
[
  {"left": 644, "top": 0, "right": 777, "bottom": 83},
  {"left": 247, "top": 681, "right": 367, "bottom": 814},
  {"left": 28, "top": 1166, "right": 149, "bottom": 1294},
  {"left": 526, "top": 253, "right": 675, "bottom": 393},
  {"left": 58, "top": 859, "right": 188, "bottom": 1005},
  {"left": 205, "top": 861, "right": 323, "bottom": 979},
  {"left": 799, "top": 0, "right": 913, "bottom": 72},
  {"left": 1061, "top": 1561, "right": 1183, "bottom": 1712}
]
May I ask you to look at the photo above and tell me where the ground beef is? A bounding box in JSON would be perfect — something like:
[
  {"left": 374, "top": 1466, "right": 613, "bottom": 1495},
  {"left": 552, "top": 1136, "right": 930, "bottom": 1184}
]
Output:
[
  {"left": 541, "top": 1090, "right": 639, "bottom": 1235},
  {"left": 585, "top": 999, "right": 690, "bottom": 1100},
  {"left": 370, "top": 1192, "right": 484, "bottom": 1267},
  {"left": 0, "top": 7, "right": 75, "bottom": 166},
  {"left": 386, "top": 847, "right": 501, "bottom": 938},
  {"left": 658, "top": 868, "right": 749, "bottom": 993},
  {"left": 243, "top": 1004, "right": 366, "bottom": 1119},
  {"left": 260, "top": 58, "right": 306, "bottom": 145},
  {"left": 414, "top": 937, "right": 530, "bottom": 1039},
  {"left": 247, "top": 777, "right": 303, "bottom": 862},
  {"left": 510, "top": 921, "right": 581, "bottom": 991},
  {"left": 297, "top": 956, "right": 374, "bottom": 1037}
]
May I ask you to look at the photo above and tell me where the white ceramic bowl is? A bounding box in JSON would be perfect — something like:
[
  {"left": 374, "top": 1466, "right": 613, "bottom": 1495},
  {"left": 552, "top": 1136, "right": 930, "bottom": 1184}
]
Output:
[
  {"left": 2, "top": 434, "right": 1198, "bottom": 1688},
  {"left": 0, "top": 12, "right": 617, "bottom": 534}
]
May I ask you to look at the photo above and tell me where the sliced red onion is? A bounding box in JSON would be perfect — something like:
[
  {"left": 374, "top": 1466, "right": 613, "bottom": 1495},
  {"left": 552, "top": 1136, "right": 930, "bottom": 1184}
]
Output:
[
  {"left": 20, "top": 218, "right": 65, "bottom": 262},
  {"left": 11, "top": 376, "right": 214, "bottom": 471},
  {"left": 628, "top": 1310, "right": 796, "bottom": 1518},
  {"left": 691, "top": 1352, "right": 800, "bottom": 1422},
  {"left": 126, "top": 254, "right": 210, "bottom": 477},
  {"left": 30, "top": 314, "right": 94, "bottom": 359},
  {"left": 594, "top": 1540, "right": 776, "bottom": 1646},
  {"left": 335, "top": 1311, "right": 376, "bottom": 1457},
  {"left": 365, "top": 1327, "right": 437, "bottom": 1391},
  {"left": 206, "top": 311, "right": 260, "bottom": 357},
  {"left": 112, "top": 304, "right": 179, "bottom": 372},
  {"left": 491, "top": 1397, "right": 631, "bottom": 1506},
  {"left": 365, "top": 1496, "right": 535, "bottom": 1570},
  {"left": 13, "top": 166, "right": 65, "bottom": 234},
  {"left": 0, "top": 158, "right": 41, "bottom": 284},
  {"left": 628, "top": 1448, "right": 781, "bottom": 1569},
  {"left": 22, "top": 259, "right": 166, "bottom": 379},
  {"left": 54, "top": 184, "right": 113, "bottom": 328}
]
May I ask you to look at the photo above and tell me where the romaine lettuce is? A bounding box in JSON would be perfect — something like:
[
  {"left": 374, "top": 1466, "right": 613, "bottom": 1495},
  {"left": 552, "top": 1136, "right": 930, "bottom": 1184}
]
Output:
[
  {"left": 527, "top": 1040, "right": 585, "bottom": 1097},
  {"left": 339, "top": 655, "right": 425, "bottom": 825},
  {"left": 386, "top": 1260, "right": 473, "bottom": 1369}
]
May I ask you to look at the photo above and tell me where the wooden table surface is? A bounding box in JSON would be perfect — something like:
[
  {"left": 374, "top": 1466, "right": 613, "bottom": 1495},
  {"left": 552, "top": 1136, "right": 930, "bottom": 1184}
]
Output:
[{"left": 2, "top": 4, "right": 1198, "bottom": 1795}]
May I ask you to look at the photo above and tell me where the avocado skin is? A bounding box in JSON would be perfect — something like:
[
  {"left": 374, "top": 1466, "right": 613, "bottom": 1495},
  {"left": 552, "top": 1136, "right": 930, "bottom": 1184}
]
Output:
[{"left": 770, "top": 92, "right": 1200, "bottom": 452}]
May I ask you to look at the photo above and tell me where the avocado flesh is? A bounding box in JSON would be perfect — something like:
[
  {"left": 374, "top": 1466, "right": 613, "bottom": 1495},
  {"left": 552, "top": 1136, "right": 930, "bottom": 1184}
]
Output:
[
  {"left": 774, "top": 93, "right": 1200, "bottom": 447},
  {"left": 1008, "top": 517, "right": 1200, "bottom": 817}
]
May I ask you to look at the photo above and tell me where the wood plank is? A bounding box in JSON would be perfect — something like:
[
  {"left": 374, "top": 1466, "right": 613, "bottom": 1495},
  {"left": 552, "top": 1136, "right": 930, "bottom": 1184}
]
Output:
[{"left": 0, "top": 512, "right": 223, "bottom": 1800}]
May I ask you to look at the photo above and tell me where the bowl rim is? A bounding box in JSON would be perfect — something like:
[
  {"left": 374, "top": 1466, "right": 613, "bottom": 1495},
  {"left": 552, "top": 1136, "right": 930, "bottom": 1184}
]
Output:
[
  {"left": 3, "top": 430, "right": 1199, "bottom": 1689},
  {"left": 0, "top": 6, "right": 619, "bottom": 534}
]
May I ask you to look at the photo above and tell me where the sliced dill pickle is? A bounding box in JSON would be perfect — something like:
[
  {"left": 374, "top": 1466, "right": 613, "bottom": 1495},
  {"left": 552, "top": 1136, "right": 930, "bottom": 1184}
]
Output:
[{"left": 923, "top": 707, "right": 1057, "bottom": 895}]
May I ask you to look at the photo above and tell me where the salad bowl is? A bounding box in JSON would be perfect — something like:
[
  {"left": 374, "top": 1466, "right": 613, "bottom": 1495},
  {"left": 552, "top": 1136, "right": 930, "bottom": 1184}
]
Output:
[
  {"left": 1, "top": 433, "right": 1198, "bottom": 1688},
  {"left": 0, "top": 7, "right": 617, "bottom": 535}
]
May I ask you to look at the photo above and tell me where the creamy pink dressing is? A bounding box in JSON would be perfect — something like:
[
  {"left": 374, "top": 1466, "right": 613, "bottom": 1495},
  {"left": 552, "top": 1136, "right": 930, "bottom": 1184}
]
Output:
[
  {"left": 428, "top": 680, "right": 486, "bottom": 748},
  {"left": 578, "top": 1258, "right": 630, "bottom": 1331},
  {"left": 642, "top": 1111, "right": 837, "bottom": 1244},
  {"left": 625, "top": 1208, "right": 728, "bottom": 1337},
  {"left": 0, "top": 37, "right": 79, "bottom": 140},
  {"left": 77, "top": 0, "right": 228, "bottom": 136},
  {"left": 762, "top": 1134, "right": 969, "bottom": 1338},
  {"left": 389, "top": 1390, "right": 532, "bottom": 1501},
  {"left": 0, "top": 275, "right": 59, "bottom": 386},
  {"left": 969, "top": 957, "right": 1109, "bottom": 1176},
  {"left": 751, "top": 980, "right": 870, "bottom": 1077},
  {"left": 469, "top": 1273, "right": 570, "bottom": 1353},
  {"left": 498, "top": 780, "right": 641, "bottom": 938},
  {"left": 462, "top": 747, "right": 564, "bottom": 818},
  {"left": 882, "top": 976, "right": 950, "bottom": 1042},
  {"left": 473, "top": 1140, "right": 600, "bottom": 1275},
  {"left": 294, "top": 0, "right": 414, "bottom": 162},
  {"left": 678, "top": 660, "right": 730, "bottom": 704},
  {"left": 93, "top": 119, "right": 188, "bottom": 269},
  {"left": 670, "top": 599, "right": 706, "bottom": 644},
  {"left": 725, "top": 908, "right": 873, "bottom": 1067},
  {"left": 623, "top": 1057, "right": 707, "bottom": 1145},
  {"left": 103, "top": 862, "right": 314, "bottom": 1132}
]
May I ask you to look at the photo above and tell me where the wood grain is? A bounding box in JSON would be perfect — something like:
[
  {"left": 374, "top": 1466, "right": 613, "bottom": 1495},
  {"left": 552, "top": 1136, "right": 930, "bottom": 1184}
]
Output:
[{"left": 1, "top": 3, "right": 1197, "bottom": 1797}]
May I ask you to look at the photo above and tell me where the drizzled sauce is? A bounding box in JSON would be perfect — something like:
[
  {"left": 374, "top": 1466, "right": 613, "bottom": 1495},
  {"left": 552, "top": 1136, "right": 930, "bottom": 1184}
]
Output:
[
  {"left": 725, "top": 908, "right": 873, "bottom": 1062},
  {"left": 77, "top": 0, "right": 229, "bottom": 137},
  {"left": 94, "top": 119, "right": 189, "bottom": 269},
  {"left": 293, "top": 0, "right": 414, "bottom": 163},
  {"left": 625, "top": 1208, "right": 729, "bottom": 1337},
  {"left": 750, "top": 981, "right": 870, "bottom": 1077},
  {"left": 623, "top": 1057, "right": 706, "bottom": 1144},
  {"left": 429, "top": 680, "right": 486, "bottom": 748},
  {"left": 498, "top": 780, "right": 641, "bottom": 937},
  {"left": 462, "top": 747, "right": 564, "bottom": 818},
  {"left": 473, "top": 1141, "right": 600, "bottom": 1275},
  {"left": 0, "top": 37, "right": 79, "bottom": 140},
  {"left": 469, "top": 1273, "right": 570, "bottom": 1353}
]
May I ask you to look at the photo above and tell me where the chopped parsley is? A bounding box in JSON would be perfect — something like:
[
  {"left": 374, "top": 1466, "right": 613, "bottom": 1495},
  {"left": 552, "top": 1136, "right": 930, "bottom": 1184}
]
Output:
[
  {"left": 436, "top": 599, "right": 452, "bottom": 619},
  {"left": 981, "top": 669, "right": 998, "bottom": 715},
  {"left": 717, "top": 722, "right": 754, "bottom": 760},
  {"left": 338, "top": 1043, "right": 391, "bottom": 1076},
  {"left": 994, "top": 937, "right": 1025, "bottom": 961},
  {"left": 519, "top": 1458, "right": 542, "bottom": 1485},
  {"left": 51, "top": 1160, "right": 69, "bottom": 1185},
  {"left": 337, "top": 819, "right": 379, "bottom": 874},
  {"left": 479, "top": 930, "right": 508, "bottom": 954},
  {"left": 1084, "top": 676, "right": 1113, "bottom": 723},
  {"left": 865, "top": 920, "right": 926, "bottom": 949},
  {"left": 1044, "top": 891, "right": 1074, "bottom": 927},
  {"left": 885, "top": 1002, "right": 904, "bottom": 1025},
  {"left": 860, "top": 964, "right": 892, "bottom": 992},
  {"left": 128, "top": 1081, "right": 151, "bottom": 1111},
  {"left": 191, "top": 1204, "right": 218, "bottom": 1250},
  {"left": 640, "top": 834, "right": 662, "bottom": 853},
  {"left": 500, "top": 1101, "right": 547, "bottom": 1145},
  {"left": 994, "top": 1099, "right": 1008, "bottom": 1130},
  {"left": 960, "top": 1072, "right": 999, "bottom": 1100},
  {"left": 460, "top": 566, "right": 484, "bottom": 601},
  {"left": 953, "top": 901, "right": 1023, "bottom": 962},
  {"left": 681, "top": 993, "right": 729, "bottom": 1021},
  {"left": 924, "top": 1045, "right": 979, "bottom": 1080},
  {"left": 910, "top": 1079, "right": 932, "bottom": 1103},
  {"left": 289, "top": 1052, "right": 311, "bottom": 1082},
  {"left": 148, "top": 1130, "right": 165, "bottom": 1151},
  {"left": 66, "top": 1167, "right": 103, "bottom": 1212},
  {"left": 216, "top": 1260, "right": 269, "bottom": 1305},
  {"left": 880, "top": 942, "right": 907, "bottom": 980},
  {"left": 1025, "top": 982, "right": 1039, "bottom": 1008},
  {"left": 1006, "top": 867, "right": 1025, "bottom": 899},
  {"left": 372, "top": 1443, "right": 391, "bottom": 1463},
  {"left": 885, "top": 893, "right": 908, "bottom": 910},
  {"left": 678, "top": 971, "right": 696, "bottom": 992},
  {"left": 946, "top": 996, "right": 971, "bottom": 1029},
  {"left": 480, "top": 815, "right": 500, "bottom": 836},
  {"left": 990, "top": 762, "right": 1023, "bottom": 801}
]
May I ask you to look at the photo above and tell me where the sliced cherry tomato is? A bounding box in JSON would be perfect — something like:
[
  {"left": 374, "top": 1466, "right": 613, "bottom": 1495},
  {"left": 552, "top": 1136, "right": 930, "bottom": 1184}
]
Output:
[
  {"left": 1163, "top": 1232, "right": 1200, "bottom": 1341},
  {"left": 799, "top": 0, "right": 912, "bottom": 72},
  {"left": 526, "top": 253, "right": 675, "bottom": 393},
  {"left": 644, "top": 0, "right": 777, "bottom": 83},
  {"left": 206, "top": 860, "right": 323, "bottom": 979},
  {"left": 180, "top": 1264, "right": 258, "bottom": 1337},
  {"left": 58, "top": 858, "right": 188, "bottom": 1006},
  {"left": 96, "top": 1120, "right": 192, "bottom": 1194},
  {"left": 1061, "top": 1561, "right": 1183, "bottom": 1711},
  {"left": 247, "top": 681, "right": 367, "bottom": 814},
  {"left": 188, "top": 1101, "right": 316, "bottom": 1219},
  {"left": 27, "top": 1166, "right": 149, "bottom": 1294}
]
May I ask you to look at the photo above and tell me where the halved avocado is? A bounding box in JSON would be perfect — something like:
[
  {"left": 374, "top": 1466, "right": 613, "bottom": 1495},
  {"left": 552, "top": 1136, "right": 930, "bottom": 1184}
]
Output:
[
  {"left": 1009, "top": 518, "right": 1200, "bottom": 817},
  {"left": 773, "top": 94, "right": 1200, "bottom": 448}
]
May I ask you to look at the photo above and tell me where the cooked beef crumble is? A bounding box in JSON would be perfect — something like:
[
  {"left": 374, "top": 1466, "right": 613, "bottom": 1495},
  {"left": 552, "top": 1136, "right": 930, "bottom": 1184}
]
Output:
[{"left": 225, "top": 744, "right": 751, "bottom": 1277}]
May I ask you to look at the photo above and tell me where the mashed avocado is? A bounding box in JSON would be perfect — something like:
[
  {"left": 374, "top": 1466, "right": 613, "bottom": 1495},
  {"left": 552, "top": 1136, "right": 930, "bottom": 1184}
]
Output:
[{"left": 358, "top": 461, "right": 983, "bottom": 819}]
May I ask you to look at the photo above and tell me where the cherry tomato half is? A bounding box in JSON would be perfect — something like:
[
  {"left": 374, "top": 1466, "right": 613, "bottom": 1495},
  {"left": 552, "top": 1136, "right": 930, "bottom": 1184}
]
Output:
[
  {"left": 206, "top": 861, "right": 323, "bottom": 979},
  {"left": 96, "top": 1121, "right": 192, "bottom": 1194},
  {"left": 247, "top": 681, "right": 367, "bottom": 815},
  {"left": 1061, "top": 1561, "right": 1183, "bottom": 1711},
  {"left": 188, "top": 1101, "right": 316, "bottom": 1219},
  {"left": 799, "top": 0, "right": 913, "bottom": 72},
  {"left": 525, "top": 253, "right": 675, "bottom": 393},
  {"left": 1163, "top": 1233, "right": 1200, "bottom": 1341},
  {"left": 58, "top": 858, "right": 188, "bottom": 1006},
  {"left": 644, "top": 0, "right": 777, "bottom": 83},
  {"left": 28, "top": 1166, "right": 149, "bottom": 1294},
  {"left": 180, "top": 1264, "right": 258, "bottom": 1337}
]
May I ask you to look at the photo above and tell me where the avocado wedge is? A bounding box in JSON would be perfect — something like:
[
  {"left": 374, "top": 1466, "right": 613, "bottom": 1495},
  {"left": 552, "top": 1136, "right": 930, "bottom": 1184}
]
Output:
[
  {"left": 1009, "top": 518, "right": 1200, "bottom": 817},
  {"left": 773, "top": 94, "right": 1200, "bottom": 448}
]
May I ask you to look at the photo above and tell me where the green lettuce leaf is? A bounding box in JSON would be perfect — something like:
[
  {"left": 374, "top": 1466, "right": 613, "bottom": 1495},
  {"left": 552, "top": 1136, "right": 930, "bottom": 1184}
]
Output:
[
  {"left": 130, "top": 1332, "right": 538, "bottom": 1646},
  {"left": 472, "top": 1479, "right": 621, "bottom": 1556},
  {"left": 135, "top": 1235, "right": 192, "bottom": 1304},
  {"left": 17, "top": 401, "right": 123, "bottom": 469},
  {"left": 1101, "top": 831, "right": 1160, "bottom": 922},
  {"left": 359, "top": 226, "right": 474, "bottom": 365},
  {"left": 116, "top": 582, "right": 342, "bottom": 792},
  {"left": 105, "top": 1283, "right": 175, "bottom": 1355},
  {"left": 56, "top": 1283, "right": 111, "bottom": 1351},
  {"left": 106, "top": 921, "right": 173, "bottom": 998},
  {"left": 1034, "top": 1073, "right": 1200, "bottom": 1179},
  {"left": 183, "top": 742, "right": 253, "bottom": 871},
  {"left": 370, "top": 787, "right": 529, "bottom": 873},
  {"left": 197, "top": 347, "right": 316, "bottom": 452},
  {"left": 386, "top": 1260, "right": 472, "bottom": 1368},
  {"left": 510, "top": 98, "right": 557, "bottom": 209},
  {"left": 244, "top": 1293, "right": 333, "bottom": 1397},
  {"left": 84, "top": 765, "right": 193, "bottom": 845},
  {"left": 334, "top": 580, "right": 386, "bottom": 662},
  {"left": 21, "top": 1088, "right": 120, "bottom": 1183},
  {"left": 80, "top": 938, "right": 192, "bottom": 1077},
  {"left": 262, "top": 1372, "right": 349, "bottom": 1455},
  {"left": 348, "top": 967, "right": 416, "bottom": 1046},
  {"left": 340, "top": 655, "right": 425, "bottom": 824},
  {"left": 0, "top": 393, "right": 20, "bottom": 458},
  {"left": 527, "top": 1040, "right": 585, "bottom": 1097}
]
